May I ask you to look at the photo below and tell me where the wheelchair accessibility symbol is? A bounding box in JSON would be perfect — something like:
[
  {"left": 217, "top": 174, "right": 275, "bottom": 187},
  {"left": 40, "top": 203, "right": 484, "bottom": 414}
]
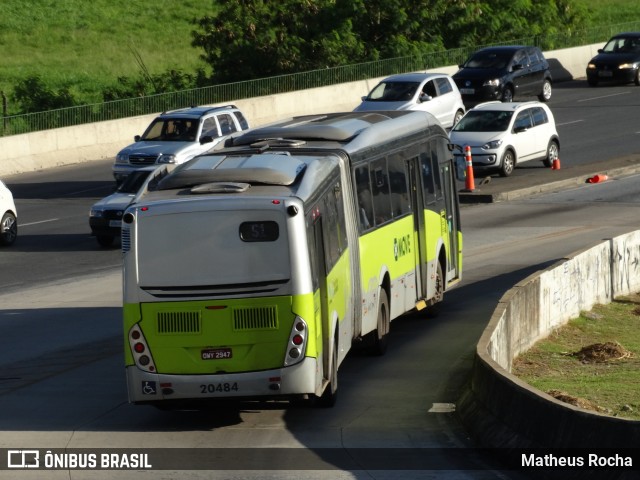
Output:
[{"left": 142, "top": 381, "right": 157, "bottom": 395}]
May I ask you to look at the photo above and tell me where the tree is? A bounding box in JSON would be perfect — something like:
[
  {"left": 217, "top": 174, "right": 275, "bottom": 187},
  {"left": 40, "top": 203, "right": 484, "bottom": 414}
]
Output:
[
  {"left": 191, "top": 0, "right": 364, "bottom": 83},
  {"left": 192, "top": 0, "right": 588, "bottom": 84},
  {"left": 13, "top": 76, "right": 77, "bottom": 113}
]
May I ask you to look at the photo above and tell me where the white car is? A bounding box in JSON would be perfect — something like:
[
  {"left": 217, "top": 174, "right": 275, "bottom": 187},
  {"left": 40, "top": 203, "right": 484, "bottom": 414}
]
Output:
[
  {"left": 0, "top": 179, "right": 17, "bottom": 246},
  {"left": 353, "top": 72, "right": 466, "bottom": 128},
  {"left": 449, "top": 101, "right": 560, "bottom": 177}
]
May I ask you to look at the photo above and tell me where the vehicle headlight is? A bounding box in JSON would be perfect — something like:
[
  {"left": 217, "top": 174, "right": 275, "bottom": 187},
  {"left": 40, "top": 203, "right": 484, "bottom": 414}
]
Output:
[
  {"left": 618, "top": 63, "right": 638, "bottom": 69},
  {"left": 115, "top": 153, "right": 129, "bottom": 164},
  {"left": 482, "top": 140, "right": 503, "bottom": 150},
  {"left": 90, "top": 208, "right": 104, "bottom": 218},
  {"left": 483, "top": 78, "right": 501, "bottom": 87},
  {"left": 157, "top": 154, "right": 176, "bottom": 164}
]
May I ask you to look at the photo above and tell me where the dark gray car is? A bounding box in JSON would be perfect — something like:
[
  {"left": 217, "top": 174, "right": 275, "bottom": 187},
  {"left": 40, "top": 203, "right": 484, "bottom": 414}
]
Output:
[{"left": 452, "top": 46, "right": 552, "bottom": 106}]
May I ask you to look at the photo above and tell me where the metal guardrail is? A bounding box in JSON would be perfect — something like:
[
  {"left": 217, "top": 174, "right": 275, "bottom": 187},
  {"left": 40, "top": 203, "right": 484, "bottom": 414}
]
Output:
[{"left": 2, "top": 22, "right": 639, "bottom": 137}]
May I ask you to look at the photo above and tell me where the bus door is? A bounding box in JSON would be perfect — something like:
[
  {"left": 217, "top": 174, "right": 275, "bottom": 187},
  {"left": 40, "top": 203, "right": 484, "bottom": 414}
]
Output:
[
  {"left": 406, "top": 158, "right": 427, "bottom": 302},
  {"left": 439, "top": 160, "right": 460, "bottom": 280},
  {"left": 310, "top": 216, "right": 331, "bottom": 382}
]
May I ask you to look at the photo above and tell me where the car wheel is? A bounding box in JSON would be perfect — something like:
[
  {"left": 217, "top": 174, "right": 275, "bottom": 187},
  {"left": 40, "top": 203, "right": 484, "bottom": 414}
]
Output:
[
  {"left": 0, "top": 211, "right": 17, "bottom": 246},
  {"left": 538, "top": 79, "right": 552, "bottom": 102},
  {"left": 453, "top": 109, "right": 465, "bottom": 126},
  {"left": 501, "top": 86, "right": 514, "bottom": 102},
  {"left": 96, "top": 235, "right": 115, "bottom": 247},
  {"left": 542, "top": 140, "right": 559, "bottom": 168},
  {"left": 499, "top": 150, "right": 516, "bottom": 177},
  {"left": 587, "top": 78, "right": 598, "bottom": 87},
  {"left": 635, "top": 69, "right": 640, "bottom": 86}
]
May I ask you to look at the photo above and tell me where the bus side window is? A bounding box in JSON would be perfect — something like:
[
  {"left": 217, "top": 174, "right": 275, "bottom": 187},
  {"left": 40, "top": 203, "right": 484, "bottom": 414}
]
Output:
[
  {"left": 306, "top": 214, "right": 320, "bottom": 291},
  {"left": 430, "top": 139, "right": 444, "bottom": 201},
  {"left": 387, "top": 154, "right": 411, "bottom": 217},
  {"left": 420, "top": 151, "right": 436, "bottom": 205},
  {"left": 370, "top": 158, "right": 392, "bottom": 226},
  {"left": 355, "top": 165, "right": 374, "bottom": 231},
  {"left": 322, "top": 186, "right": 341, "bottom": 271},
  {"left": 332, "top": 182, "right": 347, "bottom": 253}
]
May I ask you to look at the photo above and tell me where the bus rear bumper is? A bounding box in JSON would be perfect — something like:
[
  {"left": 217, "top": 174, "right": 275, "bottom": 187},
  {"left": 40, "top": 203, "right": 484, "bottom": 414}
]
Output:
[{"left": 126, "top": 357, "right": 320, "bottom": 403}]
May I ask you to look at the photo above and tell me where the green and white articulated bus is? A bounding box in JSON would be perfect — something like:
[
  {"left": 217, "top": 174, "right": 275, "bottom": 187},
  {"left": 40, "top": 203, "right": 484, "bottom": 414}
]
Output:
[{"left": 122, "top": 110, "right": 463, "bottom": 407}]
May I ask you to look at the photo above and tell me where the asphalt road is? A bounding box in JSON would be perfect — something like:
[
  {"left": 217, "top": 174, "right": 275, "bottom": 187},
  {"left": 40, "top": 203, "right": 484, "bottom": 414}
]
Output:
[{"left": 1, "top": 81, "right": 640, "bottom": 479}]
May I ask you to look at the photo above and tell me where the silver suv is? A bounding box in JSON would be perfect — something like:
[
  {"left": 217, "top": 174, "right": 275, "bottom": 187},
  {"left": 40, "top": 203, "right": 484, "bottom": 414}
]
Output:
[{"left": 113, "top": 105, "right": 249, "bottom": 184}]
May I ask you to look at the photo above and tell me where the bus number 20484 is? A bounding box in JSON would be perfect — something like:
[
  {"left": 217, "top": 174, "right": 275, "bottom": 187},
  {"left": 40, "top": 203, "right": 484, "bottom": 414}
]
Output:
[{"left": 200, "top": 383, "right": 239, "bottom": 394}]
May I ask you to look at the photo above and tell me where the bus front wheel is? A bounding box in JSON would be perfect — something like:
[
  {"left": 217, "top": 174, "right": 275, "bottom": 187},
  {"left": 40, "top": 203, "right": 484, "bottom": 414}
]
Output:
[{"left": 426, "top": 262, "right": 444, "bottom": 318}]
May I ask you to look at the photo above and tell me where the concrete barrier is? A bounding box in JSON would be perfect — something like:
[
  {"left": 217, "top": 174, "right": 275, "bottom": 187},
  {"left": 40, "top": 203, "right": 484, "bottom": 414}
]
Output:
[
  {"left": 0, "top": 43, "right": 604, "bottom": 178},
  {"left": 458, "top": 230, "right": 640, "bottom": 476}
]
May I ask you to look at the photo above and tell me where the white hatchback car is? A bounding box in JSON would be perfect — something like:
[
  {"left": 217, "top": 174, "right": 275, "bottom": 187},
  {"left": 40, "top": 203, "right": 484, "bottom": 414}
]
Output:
[
  {"left": 354, "top": 73, "right": 466, "bottom": 128},
  {"left": 0, "top": 179, "right": 18, "bottom": 246},
  {"left": 449, "top": 101, "right": 560, "bottom": 177}
]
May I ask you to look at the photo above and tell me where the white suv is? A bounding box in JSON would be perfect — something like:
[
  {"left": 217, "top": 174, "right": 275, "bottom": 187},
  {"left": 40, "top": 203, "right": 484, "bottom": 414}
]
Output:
[
  {"left": 0, "top": 179, "right": 17, "bottom": 246},
  {"left": 113, "top": 105, "right": 249, "bottom": 184},
  {"left": 449, "top": 101, "right": 559, "bottom": 177}
]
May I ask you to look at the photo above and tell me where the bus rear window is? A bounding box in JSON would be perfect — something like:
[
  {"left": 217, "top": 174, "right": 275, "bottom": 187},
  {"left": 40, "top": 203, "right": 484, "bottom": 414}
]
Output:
[{"left": 240, "top": 221, "right": 279, "bottom": 242}]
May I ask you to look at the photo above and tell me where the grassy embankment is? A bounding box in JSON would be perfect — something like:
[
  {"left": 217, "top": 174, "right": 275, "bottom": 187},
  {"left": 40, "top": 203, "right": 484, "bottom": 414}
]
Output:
[
  {"left": 1, "top": 0, "right": 640, "bottom": 113},
  {"left": 0, "top": 0, "right": 217, "bottom": 110},
  {"left": 513, "top": 294, "right": 640, "bottom": 420}
]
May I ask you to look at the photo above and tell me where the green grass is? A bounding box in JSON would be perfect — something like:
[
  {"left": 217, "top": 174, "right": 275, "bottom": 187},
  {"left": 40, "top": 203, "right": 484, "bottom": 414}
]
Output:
[
  {"left": 0, "top": 0, "right": 218, "bottom": 104},
  {"left": 512, "top": 294, "right": 640, "bottom": 420},
  {"left": 0, "top": 0, "right": 639, "bottom": 110},
  {"left": 585, "top": 0, "right": 640, "bottom": 25}
]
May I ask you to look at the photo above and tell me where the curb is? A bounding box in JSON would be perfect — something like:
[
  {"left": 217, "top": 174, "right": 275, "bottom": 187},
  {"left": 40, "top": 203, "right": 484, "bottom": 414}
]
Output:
[{"left": 458, "top": 163, "right": 640, "bottom": 204}]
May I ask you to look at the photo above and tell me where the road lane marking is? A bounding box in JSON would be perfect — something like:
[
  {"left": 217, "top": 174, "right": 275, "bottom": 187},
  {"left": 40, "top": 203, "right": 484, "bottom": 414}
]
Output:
[
  {"left": 556, "top": 119, "right": 584, "bottom": 126},
  {"left": 578, "top": 91, "right": 629, "bottom": 102},
  {"left": 19, "top": 218, "right": 59, "bottom": 227}
]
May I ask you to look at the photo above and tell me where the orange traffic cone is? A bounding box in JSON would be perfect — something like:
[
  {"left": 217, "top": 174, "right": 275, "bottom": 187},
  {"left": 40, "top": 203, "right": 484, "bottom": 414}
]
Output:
[
  {"left": 463, "top": 145, "right": 475, "bottom": 192},
  {"left": 586, "top": 174, "right": 608, "bottom": 184},
  {"left": 551, "top": 158, "right": 561, "bottom": 170}
]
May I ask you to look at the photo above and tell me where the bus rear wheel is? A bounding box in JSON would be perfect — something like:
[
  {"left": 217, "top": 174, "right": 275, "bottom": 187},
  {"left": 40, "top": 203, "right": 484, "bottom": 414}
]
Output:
[
  {"left": 369, "top": 288, "right": 390, "bottom": 356},
  {"left": 317, "top": 337, "right": 338, "bottom": 407}
]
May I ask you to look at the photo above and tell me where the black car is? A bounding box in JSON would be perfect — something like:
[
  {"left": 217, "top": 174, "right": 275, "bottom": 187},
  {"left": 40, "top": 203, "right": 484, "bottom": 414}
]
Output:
[
  {"left": 452, "top": 46, "right": 552, "bottom": 106},
  {"left": 586, "top": 32, "right": 640, "bottom": 87}
]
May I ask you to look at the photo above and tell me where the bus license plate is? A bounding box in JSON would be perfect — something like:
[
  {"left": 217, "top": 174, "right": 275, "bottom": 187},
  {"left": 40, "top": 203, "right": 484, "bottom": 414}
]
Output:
[{"left": 201, "top": 348, "right": 232, "bottom": 360}]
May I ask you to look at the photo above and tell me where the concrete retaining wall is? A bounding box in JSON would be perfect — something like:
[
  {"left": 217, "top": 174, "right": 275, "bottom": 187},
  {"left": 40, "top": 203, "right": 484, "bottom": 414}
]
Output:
[
  {"left": 458, "top": 230, "right": 640, "bottom": 460},
  {"left": 0, "top": 43, "right": 604, "bottom": 178}
]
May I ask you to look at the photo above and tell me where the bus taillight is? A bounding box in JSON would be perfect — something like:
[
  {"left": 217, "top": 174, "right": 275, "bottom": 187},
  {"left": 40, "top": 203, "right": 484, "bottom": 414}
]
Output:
[
  {"left": 129, "top": 324, "right": 157, "bottom": 373},
  {"left": 284, "top": 316, "right": 307, "bottom": 366}
]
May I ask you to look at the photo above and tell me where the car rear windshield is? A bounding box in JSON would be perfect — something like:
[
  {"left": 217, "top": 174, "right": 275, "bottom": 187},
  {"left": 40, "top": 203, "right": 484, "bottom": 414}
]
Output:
[{"left": 452, "top": 110, "right": 513, "bottom": 132}]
